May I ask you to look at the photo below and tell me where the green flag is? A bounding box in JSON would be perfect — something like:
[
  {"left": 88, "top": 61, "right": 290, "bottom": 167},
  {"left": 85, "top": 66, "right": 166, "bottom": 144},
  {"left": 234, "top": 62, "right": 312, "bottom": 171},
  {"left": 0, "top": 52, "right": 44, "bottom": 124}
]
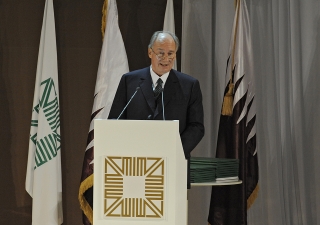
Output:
[{"left": 25, "top": 0, "right": 63, "bottom": 224}]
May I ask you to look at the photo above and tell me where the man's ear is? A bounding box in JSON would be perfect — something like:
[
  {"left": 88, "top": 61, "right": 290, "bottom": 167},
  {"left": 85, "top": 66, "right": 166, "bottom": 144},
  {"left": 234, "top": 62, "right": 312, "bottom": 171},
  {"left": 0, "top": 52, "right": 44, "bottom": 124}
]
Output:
[{"left": 148, "top": 48, "right": 152, "bottom": 59}]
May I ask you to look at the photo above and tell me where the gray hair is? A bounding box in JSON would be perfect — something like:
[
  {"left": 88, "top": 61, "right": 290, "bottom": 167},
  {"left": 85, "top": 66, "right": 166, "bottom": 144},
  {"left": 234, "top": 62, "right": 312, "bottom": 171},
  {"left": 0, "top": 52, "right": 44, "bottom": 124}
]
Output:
[{"left": 148, "top": 31, "right": 180, "bottom": 51}]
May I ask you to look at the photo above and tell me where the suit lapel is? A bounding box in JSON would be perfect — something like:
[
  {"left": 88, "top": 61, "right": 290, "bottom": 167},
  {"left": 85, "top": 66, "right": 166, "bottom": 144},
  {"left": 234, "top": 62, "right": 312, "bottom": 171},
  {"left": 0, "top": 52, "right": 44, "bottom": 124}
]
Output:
[
  {"left": 138, "top": 68, "right": 156, "bottom": 112},
  {"left": 163, "top": 70, "right": 179, "bottom": 107}
]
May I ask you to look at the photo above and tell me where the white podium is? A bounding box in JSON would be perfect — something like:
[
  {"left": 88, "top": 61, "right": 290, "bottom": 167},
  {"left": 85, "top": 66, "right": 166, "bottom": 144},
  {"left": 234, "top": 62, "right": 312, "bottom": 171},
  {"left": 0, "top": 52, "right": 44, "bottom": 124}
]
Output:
[{"left": 93, "top": 119, "right": 187, "bottom": 225}]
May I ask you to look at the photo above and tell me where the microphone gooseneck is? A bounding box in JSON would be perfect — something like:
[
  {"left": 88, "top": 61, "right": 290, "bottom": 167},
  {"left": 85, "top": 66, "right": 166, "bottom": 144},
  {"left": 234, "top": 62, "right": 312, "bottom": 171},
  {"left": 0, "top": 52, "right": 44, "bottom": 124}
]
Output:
[
  {"left": 117, "top": 87, "right": 140, "bottom": 120},
  {"left": 161, "top": 88, "right": 165, "bottom": 120}
]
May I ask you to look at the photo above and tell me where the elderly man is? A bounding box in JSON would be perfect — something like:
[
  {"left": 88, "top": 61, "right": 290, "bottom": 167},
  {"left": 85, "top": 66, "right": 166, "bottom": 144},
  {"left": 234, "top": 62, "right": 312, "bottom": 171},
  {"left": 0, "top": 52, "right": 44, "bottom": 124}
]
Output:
[{"left": 108, "top": 31, "right": 204, "bottom": 188}]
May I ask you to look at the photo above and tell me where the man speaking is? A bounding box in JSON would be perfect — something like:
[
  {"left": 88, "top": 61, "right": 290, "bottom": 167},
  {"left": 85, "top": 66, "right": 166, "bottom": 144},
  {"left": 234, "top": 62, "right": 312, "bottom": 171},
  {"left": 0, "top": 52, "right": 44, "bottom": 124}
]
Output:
[{"left": 108, "top": 31, "right": 205, "bottom": 188}]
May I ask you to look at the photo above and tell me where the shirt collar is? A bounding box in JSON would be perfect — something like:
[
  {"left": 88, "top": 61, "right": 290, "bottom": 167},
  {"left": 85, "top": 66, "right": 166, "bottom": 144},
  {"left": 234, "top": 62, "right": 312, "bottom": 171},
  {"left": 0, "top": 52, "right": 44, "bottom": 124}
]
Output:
[{"left": 150, "top": 66, "right": 170, "bottom": 87}]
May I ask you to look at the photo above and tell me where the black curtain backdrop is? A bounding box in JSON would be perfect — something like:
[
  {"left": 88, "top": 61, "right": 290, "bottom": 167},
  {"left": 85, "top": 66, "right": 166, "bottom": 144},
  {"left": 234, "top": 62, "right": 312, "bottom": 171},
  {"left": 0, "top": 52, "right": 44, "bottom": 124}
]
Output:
[{"left": 0, "top": 0, "right": 182, "bottom": 224}]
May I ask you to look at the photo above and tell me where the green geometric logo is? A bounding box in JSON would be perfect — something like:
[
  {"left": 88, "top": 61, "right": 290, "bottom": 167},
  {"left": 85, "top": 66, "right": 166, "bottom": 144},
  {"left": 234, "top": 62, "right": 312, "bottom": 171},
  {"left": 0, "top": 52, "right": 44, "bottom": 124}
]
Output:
[{"left": 30, "top": 77, "right": 61, "bottom": 169}]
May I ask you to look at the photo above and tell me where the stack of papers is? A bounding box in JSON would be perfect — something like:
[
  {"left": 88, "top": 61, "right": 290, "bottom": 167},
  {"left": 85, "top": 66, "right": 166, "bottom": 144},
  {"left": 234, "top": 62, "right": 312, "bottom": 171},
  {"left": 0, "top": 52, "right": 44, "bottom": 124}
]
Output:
[{"left": 190, "top": 157, "right": 239, "bottom": 183}]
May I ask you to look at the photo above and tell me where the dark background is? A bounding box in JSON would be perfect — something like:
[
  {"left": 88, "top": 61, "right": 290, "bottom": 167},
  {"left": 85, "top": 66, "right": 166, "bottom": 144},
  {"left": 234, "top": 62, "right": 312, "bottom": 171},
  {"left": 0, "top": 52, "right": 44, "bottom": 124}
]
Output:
[{"left": 0, "top": 0, "right": 183, "bottom": 224}]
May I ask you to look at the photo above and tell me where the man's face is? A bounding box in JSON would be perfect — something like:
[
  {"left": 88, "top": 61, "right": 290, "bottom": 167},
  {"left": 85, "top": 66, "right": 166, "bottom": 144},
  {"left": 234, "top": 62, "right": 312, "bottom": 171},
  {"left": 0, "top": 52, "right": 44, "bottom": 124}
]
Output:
[{"left": 148, "top": 33, "right": 176, "bottom": 76}]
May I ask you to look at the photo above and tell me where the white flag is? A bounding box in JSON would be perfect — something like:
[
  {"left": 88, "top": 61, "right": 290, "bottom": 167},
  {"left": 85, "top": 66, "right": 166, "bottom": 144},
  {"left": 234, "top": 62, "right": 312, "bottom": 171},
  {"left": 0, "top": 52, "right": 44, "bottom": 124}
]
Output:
[
  {"left": 86, "top": 0, "right": 129, "bottom": 151},
  {"left": 25, "top": 0, "right": 63, "bottom": 224},
  {"left": 92, "top": 0, "right": 129, "bottom": 121},
  {"left": 163, "top": 0, "right": 177, "bottom": 70},
  {"left": 79, "top": 0, "right": 129, "bottom": 223}
]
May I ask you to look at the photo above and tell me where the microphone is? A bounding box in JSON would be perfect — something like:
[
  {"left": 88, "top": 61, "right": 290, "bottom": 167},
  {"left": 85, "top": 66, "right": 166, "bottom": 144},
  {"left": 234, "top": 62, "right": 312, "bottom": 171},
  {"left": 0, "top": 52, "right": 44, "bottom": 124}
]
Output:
[
  {"left": 117, "top": 87, "right": 140, "bottom": 120},
  {"left": 161, "top": 88, "right": 165, "bottom": 120}
]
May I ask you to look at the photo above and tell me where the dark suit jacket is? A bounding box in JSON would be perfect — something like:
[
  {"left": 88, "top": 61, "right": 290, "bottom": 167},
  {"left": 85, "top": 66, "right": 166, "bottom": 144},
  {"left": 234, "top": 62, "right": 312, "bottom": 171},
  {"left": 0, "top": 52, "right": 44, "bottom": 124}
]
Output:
[{"left": 108, "top": 67, "right": 205, "bottom": 188}]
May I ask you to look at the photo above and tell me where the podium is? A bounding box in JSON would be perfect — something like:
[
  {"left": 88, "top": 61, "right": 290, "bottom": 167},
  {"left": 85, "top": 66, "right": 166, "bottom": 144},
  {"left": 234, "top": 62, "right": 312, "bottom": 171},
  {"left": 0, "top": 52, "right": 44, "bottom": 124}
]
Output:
[{"left": 93, "top": 119, "right": 187, "bottom": 225}]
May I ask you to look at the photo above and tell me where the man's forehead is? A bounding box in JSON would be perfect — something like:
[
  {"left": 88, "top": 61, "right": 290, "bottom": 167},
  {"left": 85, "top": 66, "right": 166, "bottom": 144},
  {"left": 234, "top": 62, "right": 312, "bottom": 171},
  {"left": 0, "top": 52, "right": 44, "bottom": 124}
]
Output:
[
  {"left": 153, "top": 39, "right": 176, "bottom": 49},
  {"left": 154, "top": 48, "right": 176, "bottom": 53}
]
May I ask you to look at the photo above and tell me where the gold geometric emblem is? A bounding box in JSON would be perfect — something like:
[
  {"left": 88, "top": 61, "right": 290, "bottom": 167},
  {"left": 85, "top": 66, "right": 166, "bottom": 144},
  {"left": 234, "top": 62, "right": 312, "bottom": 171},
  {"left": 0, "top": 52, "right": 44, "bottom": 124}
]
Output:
[{"left": 104, "top": 156, "right": 165, "bottom": 219}]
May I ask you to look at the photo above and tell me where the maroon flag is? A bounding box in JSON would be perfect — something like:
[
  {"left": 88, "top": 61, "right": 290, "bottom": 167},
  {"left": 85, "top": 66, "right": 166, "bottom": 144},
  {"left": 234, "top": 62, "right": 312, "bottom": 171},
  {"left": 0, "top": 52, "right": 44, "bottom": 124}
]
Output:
[
  {"left": 78, "top": 0, "right": 129, "bottom": 224},
  {"left": 208, "top": 0, "right": 259, "bottom": 224}
]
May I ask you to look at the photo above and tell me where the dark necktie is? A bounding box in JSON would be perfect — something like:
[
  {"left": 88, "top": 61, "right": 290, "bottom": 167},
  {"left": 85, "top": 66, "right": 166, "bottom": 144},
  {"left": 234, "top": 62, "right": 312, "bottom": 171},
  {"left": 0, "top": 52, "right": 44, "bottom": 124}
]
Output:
[{"left": 154, "top": 78, "right": 163, "bottom": 98}]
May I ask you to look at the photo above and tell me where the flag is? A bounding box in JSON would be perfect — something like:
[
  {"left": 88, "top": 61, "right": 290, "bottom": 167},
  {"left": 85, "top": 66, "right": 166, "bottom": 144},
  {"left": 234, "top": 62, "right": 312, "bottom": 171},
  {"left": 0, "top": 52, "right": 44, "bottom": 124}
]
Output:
[
  {"left": 208, "top": 0, "right": 259, "bottom": 224},
  {"left": 163, "top": 0, "right": 177, "bottom": 70},
  {"left": 78, "top": 0, "right": 129, "bottom": 224},
  {"left": 25, "top": 0, "right": 63, "bottom": 224}
]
